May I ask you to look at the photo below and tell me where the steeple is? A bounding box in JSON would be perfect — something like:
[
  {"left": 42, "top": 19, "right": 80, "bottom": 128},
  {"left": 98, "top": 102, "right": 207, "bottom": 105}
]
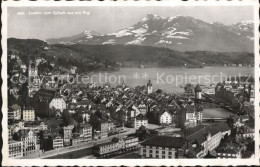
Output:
[
  {"left": 122, "top": 81, "right": 126, "bottom": 89},
  {"left": 147, "top": 79, "right": 152, "bottom": 87},
  {"left": 147, "top": 79, "right": 153, "bottom": 94},
  {"left": 195, "top": 84, "right": 202, "bottom": 100}
]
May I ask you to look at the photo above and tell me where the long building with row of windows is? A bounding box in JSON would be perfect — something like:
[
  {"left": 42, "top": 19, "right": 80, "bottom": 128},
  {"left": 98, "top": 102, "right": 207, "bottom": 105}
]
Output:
[{"left": 92, "top": 136, "right": 139, "bottom": 158}]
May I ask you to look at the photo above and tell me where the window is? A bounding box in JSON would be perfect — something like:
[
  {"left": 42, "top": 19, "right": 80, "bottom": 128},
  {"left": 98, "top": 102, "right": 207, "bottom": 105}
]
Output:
[
  {"left": 162, "top": 151, "right": 165, "bottom": 154},
  {"left": 149, "top": 150, "right": 153, "bottom": 153},
  {"left": 162, "top": 155, "right": 165, "bottom": 158},
  {"left": 143, "top": 149, "right": 146, "bottom": 152},
  {"left": 156, "top": 151, "right": 159, "bottom": 154},
  {"left": 156, "top": 155, "right": 159, "bottom": 158},
  {"left": 169, "top": 152, "right": 172, "bottom": 155}
]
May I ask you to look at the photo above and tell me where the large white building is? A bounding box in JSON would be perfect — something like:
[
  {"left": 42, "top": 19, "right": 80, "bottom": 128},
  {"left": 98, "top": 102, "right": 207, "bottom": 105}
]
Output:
[
  {"left": 20, "top": 130, "right": 38, "bottom": 156},
  {"left": 22, "top": 107, "right": 35, "bottom": 121},
  {"left": 159, "top": 111, "right": 172, "bottom": 125},
  {"left": 140, "top": 136, "right": 184, "bottom": 159},
  {"left": 49, "top": 97, "right": 67, "bottom": 112}
]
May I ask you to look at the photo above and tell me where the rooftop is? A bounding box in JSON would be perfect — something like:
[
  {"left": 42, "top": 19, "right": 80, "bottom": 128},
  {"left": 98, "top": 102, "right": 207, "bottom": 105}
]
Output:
[{"left": 141, "top": 136, "right": 184, "bottom": 148}]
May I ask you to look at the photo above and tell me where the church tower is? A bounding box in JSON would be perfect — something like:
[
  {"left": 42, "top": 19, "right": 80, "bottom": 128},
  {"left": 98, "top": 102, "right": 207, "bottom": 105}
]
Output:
[
  {"left": 28, "top": 61, "right": 38, "bottom": 78},
  {"left": 147, "top": 79, "right": 153, "bottom": 94},
  {"left": 194, "top": 84, "right": 203, "bottom": 123},
  {"left": 195, "top": 84, "right": 202, "bottom": 100}
]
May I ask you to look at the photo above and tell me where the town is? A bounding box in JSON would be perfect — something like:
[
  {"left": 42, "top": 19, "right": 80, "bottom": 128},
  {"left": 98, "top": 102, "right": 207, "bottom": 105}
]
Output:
[{"left": 8, "top": 52, "right": 255, "bottom": 159}]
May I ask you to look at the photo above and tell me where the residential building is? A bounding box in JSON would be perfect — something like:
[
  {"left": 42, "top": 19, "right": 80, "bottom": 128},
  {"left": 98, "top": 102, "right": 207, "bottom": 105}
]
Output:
[
  {"left": 184, "top": 105, "right": 203, "bottom": 128},
  {"left": 22, "top": 107, "right": 35, "bottom": 121},
  {"left": 159, "top": 110, "right": 172, "bottom": 125},
  {"left": 134, "top": 114, "right": 148, "bottom": 130},
  {"left": 97, "top": 121, "right": 110, "bottom": 138},
  {"left": 9, "top": 140, "right": 23, "bottom": 158},
  {"left": 81, "top": 123, "right": 92, "bottom": 141},
  {"left": 138, "top": 102, "right": 147, "bottom": 115},
  {"left": 53, "top": 135, "right": 64, "bottom": 149},
  {"left": 63, "top": 125, "right": 74, "bottom": 146},
  {"left": 71, "top": 135, "right": 83, "bottom": 146},
  {"left": 8, "top": 104, "right": 21, "bottom": 120},
  {"left": 140, "top": 136, "right": 184, "bottom": 159}
]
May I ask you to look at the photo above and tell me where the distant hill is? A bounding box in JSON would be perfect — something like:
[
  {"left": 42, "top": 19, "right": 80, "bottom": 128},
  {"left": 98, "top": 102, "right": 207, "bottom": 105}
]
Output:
[
  {"left": 8, "top": 38, "right": 254, "bottom": 71},
  {"left": 46, "top": 14, "right": 254, "bottom": 52}
]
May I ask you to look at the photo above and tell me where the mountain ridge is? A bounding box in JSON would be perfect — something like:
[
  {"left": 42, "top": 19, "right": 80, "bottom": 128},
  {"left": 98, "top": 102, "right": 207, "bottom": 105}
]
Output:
[{"left": 46, "top": 14, "right": 254, "bottom": 52}]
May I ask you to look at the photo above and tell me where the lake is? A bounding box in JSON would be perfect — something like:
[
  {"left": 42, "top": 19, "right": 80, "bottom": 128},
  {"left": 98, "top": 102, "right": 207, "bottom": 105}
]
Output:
[{"left": 86, "top": 67, "right": 253, "bottom": 94}]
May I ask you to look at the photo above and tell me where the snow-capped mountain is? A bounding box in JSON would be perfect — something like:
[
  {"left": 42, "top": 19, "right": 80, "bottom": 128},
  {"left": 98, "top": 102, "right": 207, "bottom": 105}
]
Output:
[{"left": 46, "top": 14, "right": 254, "bottom": 52}]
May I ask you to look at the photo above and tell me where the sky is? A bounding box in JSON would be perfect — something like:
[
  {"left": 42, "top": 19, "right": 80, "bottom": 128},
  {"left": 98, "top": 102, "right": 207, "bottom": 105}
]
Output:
[{"left": 7, "top": 6, "right": 254, "bottom": 40}]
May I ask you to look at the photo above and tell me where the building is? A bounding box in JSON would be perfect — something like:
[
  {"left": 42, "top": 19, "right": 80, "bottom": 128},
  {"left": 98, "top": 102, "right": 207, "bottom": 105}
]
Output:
[
  {"left": 216, "top": 142, "right": 242, "bottom": 159},
  {"left": 195, "top": 84, "right": 202, "bottom": 100},
  {"left": 186, "top": 122, "right": 231, "bottom": 158},
  {"left": 53, "top": 135, "right": 64, "bottom": 149},
  {"left": 123, "top": 136, "right": 139, "bottom": 150},
  {"left": 33, "top": 89, "right": 56, "bottom": 117},
  {"left": 184, "top": 105, "right": 203, "bottom": 128},
  {"left": 81, "top": 123, "right": 92, "bottom": 142},
  {"left": 92, "top": 138, "right": 124, "bottom": 157},
  {"left": 71, "top": 135, "right": 83, "bottom": 146},
  {"left": 97, "top": 121, "right": 111, "bottom": 139},
  {"left": 134, "top": 114, "right": 148, "bottom": 129},
  {"left": 22, "top": 107, "right": 35, "bottom": 121},
  {"left": 63, "top": 125, "right": 74, "bottom": 146},
  {"left": 19, "top": 129, "right": 38, "bottom": 156},
  {"left": 159, "top": 110, "right": 172, "bottom": 125},
  {"left": 8, "top": 104, "right": 21, "bottom": 120},
  {"left": 147, "top": 79, "right": 153, "bottom": 94},
  {"left": 8, "top": 140, "right": 23, "bottom": 158},
  {"left": 236, "top": 122, "right": 254, "bottom": 139},
  {"left": 28, "top": 61, "right": 41, "bottom": 97},
  {"left": 49, "top": 97, "right": 67, "bottom": 112},
  {"left": 82, "top": 111, "right": 91, "bottom": 123},
  {"left": 140, "top": 136, "right": 184, "bottom": 159},
  {"left": 138, "top": 102, "right": 147, "bottom": 115}
]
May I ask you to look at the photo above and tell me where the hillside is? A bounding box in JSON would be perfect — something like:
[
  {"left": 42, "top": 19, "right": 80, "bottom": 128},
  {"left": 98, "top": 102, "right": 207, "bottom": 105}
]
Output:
[
  {"left": 47, "top": 14, "right": 254, "bottom": 52},
  {"left": 8, "top": 38, "right": 254, "bottom": 71}
]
